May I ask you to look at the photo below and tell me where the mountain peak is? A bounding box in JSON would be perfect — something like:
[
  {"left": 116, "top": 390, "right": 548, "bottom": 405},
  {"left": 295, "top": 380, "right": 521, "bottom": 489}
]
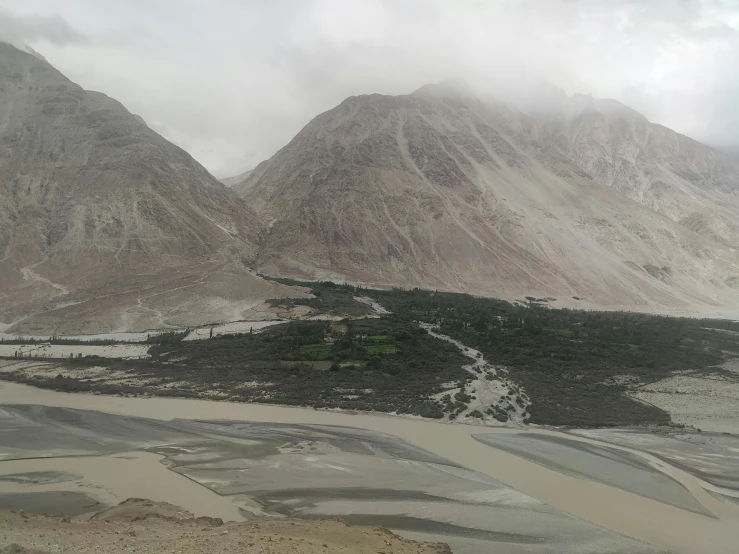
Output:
[
  {"left": 517, "top": 81, "right": 643, "bottom": 121},
  {"left": 21, "top": 44, "right": 48, "bottom": 62},
  {"left": 411, "top": 78, "right": 477, "bottom": 103}
]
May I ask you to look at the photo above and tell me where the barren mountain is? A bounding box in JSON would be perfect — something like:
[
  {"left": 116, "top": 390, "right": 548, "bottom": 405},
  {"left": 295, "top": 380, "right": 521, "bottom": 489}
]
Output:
[
  {"left": 0, "top": 43, "right": 301, "bottom": 334},
  {"left": 236, "top": 81, "right": 739, "bottom": 311},
  {"left": 528, "top": 86, "right": 739, "bottom": 249}
]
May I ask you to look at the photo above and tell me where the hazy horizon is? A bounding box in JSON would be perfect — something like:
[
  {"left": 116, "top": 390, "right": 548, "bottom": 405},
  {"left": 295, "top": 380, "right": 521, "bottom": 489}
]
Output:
[{"left": 2, "top": 0, "right": 738, "bottom": 177}]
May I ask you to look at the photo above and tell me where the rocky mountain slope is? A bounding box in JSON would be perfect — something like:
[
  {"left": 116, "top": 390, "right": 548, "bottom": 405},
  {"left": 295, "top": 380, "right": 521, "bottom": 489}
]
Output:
[
  {"left": 0, "top": 43, "right": 301, "bottom": 333},
  {"left": 235, "top": 81, "right": 739, "bottom": 311},
  {"left": 528, "top": 86, "right": 739, "bottom": 250}
]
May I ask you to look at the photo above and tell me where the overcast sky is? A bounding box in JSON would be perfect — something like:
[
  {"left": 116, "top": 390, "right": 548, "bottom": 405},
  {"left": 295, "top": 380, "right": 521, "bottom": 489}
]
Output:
[{"left": 1, "top": 0, "right": 738, "bottom": 176}]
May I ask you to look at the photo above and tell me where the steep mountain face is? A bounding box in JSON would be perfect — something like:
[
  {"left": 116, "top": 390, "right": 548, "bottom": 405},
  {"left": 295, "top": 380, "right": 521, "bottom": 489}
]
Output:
[
  {"left": 0, "top": 43, "right": 300, "bottom": 333},
  {"left": 236, "top": 81, "right": 739, "bottom": 310},
  {"left": 528, "top": 90, "right": 739, "bottom": 249}
]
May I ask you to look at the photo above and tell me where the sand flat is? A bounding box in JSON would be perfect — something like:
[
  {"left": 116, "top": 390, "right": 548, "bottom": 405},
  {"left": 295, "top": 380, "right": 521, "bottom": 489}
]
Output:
[
  {"left": 184, "top": 319, "right": 287, "bottom": 340},
  {"left": 632, "top": 372, "right": 739, "bottom": 435}
]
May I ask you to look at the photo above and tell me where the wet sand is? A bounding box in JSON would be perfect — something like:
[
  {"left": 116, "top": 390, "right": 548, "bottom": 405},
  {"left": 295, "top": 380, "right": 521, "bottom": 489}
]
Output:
[
  {"left": 473, "top": 432, "right": 714, "bottom": 516},
  {"left": 571, "top": 428, "right": 739, "bottom": 494},
  {"left": 0, "top": 452, "right": 244, "bottom": 521},
  {"left": 0, "top": 491, "right": 103, "bottom": 516},
  {"left": 1, "top": 382, "right": 738, "bottom": 553}
]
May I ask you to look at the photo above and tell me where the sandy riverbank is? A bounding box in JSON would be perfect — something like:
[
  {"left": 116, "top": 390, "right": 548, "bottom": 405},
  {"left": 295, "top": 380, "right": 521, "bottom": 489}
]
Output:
[{"left": 0, "top": 499, "right": 452, "bottom": 554}]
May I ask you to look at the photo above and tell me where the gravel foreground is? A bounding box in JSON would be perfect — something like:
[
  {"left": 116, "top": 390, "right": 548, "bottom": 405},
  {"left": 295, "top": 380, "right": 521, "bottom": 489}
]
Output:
[{"left": 0, "top": 498, "right": 451, "bottom": 554}]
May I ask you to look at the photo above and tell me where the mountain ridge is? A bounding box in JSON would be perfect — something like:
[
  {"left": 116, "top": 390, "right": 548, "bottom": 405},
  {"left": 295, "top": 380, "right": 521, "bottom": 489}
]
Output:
[
  {"left": 235, "top": 81, "right": 739, "bottom": 311},
  {"left": 0, "top": 42, "right": 303, "bottom": 334}
]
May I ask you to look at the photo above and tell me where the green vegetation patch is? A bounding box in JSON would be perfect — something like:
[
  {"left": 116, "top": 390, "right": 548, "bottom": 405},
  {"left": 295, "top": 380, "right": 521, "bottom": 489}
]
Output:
[
  {"left": 7, "top": 277, "right": 738, "bottom": 428},
  {"left": 31, "top": 317, "right": 470, "bottom": 419},
  {"left": 267, "top": 280, "right": 373, "bottom": 317},
  {"left": 365, "top": 344, "right": 398, "bottom": 354},
  {"left": 299, "top": 344, "right": 333, "bottom": 359},
  {"left": 364, "top": 287, "right": 739, "bottom": 427},
  {"left": 144, "top": 330, "right": 189, "bottom": 344}
]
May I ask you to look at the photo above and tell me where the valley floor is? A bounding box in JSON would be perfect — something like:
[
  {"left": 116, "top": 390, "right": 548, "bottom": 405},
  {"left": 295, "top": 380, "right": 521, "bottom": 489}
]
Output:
[{"left": 3, "top": 280, "right": 739, "bottom": 428}]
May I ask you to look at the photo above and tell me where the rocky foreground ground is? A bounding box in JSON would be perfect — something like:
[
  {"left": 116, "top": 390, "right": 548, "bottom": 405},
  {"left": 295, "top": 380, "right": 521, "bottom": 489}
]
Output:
[{"left": 0, "top": 499, "right": 451, "bottom": 554}]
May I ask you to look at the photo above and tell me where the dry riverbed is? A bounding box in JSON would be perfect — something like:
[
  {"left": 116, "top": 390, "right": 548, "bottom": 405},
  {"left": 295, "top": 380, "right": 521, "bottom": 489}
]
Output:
[{"left": 422, "top": 324, "right": 530, "bottom": 424}]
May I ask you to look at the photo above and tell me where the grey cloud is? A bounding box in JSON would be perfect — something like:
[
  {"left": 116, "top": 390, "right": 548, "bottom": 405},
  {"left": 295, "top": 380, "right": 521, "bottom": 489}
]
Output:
[
  {"left": 0, "top": 9, "right": 87, "bottom": 47},
  {"left": 4, "top": 0, "right": 739, "bottom": 176}
]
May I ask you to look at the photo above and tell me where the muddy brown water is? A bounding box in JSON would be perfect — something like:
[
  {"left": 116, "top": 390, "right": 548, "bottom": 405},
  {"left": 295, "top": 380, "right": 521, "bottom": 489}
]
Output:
[{"left": 0, "top": 382, "right": 738, "bottom": 554}]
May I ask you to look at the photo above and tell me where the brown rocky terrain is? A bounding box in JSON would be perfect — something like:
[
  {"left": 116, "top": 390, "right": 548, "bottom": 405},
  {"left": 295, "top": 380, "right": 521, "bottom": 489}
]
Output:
[
  {"left": 3, "top": 40, "right": 739, "bottom": 333},
  {"left": 236, "top": 80, "right": 739, "bottom": 311},
  {"left": 0, "top": 43, "right": 303, "bottom": 334},
  {"left": 0, "top": 499, "right": 451, "bottom": 554}
]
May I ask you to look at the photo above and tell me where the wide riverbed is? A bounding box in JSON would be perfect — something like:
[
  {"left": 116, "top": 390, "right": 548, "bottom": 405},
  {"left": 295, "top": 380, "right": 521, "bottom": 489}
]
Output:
[{"left": 0, "top": 382, "right": 738, "bottom": 554}]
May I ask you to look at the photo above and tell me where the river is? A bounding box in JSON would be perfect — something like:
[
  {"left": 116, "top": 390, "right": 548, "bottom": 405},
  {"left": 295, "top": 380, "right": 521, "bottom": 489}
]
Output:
[{"left": 0, "top": 381, "right": 737, "bottom": 553}]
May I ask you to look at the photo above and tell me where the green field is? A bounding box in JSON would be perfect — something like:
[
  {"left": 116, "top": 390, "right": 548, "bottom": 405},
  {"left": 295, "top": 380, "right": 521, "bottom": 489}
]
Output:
[
  {"left": 299, "top": 344, "right": 332, "bottom": 358},
  {"left": 363, "top": 335, "right": 390, "bottom": 342},
  {"left": 280, "top": 360, "right": 333, "bottom": 371},
  {"left": 365, "top": 344, "right": 398, "bottom": 354}
]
